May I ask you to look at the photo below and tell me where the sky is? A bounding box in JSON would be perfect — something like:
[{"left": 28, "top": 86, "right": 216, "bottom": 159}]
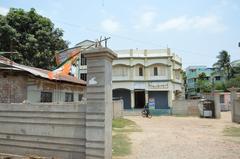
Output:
[{"left": 1, "top": 0, "right": 240, "bottom": 68}]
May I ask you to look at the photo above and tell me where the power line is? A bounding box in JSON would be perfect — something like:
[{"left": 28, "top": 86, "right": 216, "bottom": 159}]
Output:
[
  {"left": 54, "top": 19, "right": 164, "bottom": 47},
  {"left": 54, "top": 19, "right": 216, "bottom": 57}
]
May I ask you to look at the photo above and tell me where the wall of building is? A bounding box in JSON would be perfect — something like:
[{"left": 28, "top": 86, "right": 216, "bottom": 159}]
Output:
[
  {"left": 0, "top": 72, "right": 27, "bottom": 103},
  {"left": 27, "top": 78, "right": 85, "bottom": 103},
  {"left": 0, "top": 70, "right": 85, "bottom": 104},
  {"left": 78, "top": 48, "right": 182, "bottom": 109}
]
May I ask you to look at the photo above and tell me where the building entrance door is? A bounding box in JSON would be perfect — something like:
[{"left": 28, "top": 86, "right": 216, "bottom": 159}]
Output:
[{"left": 134, "top": 89, "right": 145, "bottom": 109}]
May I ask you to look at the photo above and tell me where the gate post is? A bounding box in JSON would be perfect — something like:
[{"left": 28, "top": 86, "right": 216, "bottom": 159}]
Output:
[
  {"left": 229, "top": 88, "right": 238, "bottom": 122},
  {"left": 84, "top": 47, "right": 117, "bottom": 159},
  {"left": 214, "top": 93, "right": 221, "bottom": 119}
]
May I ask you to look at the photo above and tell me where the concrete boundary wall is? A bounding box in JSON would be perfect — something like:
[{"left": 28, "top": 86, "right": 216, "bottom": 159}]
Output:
[
  {"left": 0, "top": 102, "right": 86, "bottom": 159},
  {"left": 0, "top": 48, "right": 117, "bottom": 159},
  {"left": 172, "top": 100, "right": 200, "bottom": 116},
  {"left": 112, "top": 99, "right": 124, "bottom": 119}
]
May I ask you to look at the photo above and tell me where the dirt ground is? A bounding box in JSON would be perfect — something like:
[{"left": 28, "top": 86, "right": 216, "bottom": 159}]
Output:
[{"left": 115, "top": 112, "right": 240, "bottom": 159}]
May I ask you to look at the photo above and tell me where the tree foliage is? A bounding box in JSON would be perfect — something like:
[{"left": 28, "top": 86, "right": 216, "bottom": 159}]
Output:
[
  {"left": 213, "top": 50, "right": 232, "bottom": 80},
  {"left": 0, "top": 8, "right": 68, "bottom": 69},
  {"left": 226, "top": 76, "right": 240, "bottom": 88},
  {"left": 196, "top": 73, "right": 211, "bottom": 93},
  {"left": 214, "top": 82, "right": 227, "bottom": 91}
]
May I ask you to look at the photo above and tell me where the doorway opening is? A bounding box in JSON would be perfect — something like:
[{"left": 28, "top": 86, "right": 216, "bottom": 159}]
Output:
[{"left": 134, "top": 89, "right": 145, "bottom": 109}]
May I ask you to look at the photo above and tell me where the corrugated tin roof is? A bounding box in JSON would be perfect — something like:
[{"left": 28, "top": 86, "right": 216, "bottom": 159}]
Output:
[{"left": 0, "top": 56, "right": 86, "bottom": 85}]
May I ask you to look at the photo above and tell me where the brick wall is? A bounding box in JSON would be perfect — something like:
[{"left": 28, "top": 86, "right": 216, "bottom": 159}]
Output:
[{"left": 0, "top": 72, "right": 27, "bottom": 103}]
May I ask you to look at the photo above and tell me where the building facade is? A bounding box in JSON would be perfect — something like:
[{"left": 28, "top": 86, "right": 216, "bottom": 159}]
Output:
[
  {"left": 185, "top": 66, "right": 223, "bottom": 98},
  {"left": 0, "top": 56, "right": 86, "bottom": 103},
  {"left": 112, "top": 49, "right": 183, "bottom": 109},
  {"left": 66, "top": 40, "right": 183, "bottom": 110}
]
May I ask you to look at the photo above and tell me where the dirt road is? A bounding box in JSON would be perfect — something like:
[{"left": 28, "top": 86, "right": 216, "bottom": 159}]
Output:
[{"left": 119, "top": 112, "right": 240, "bottom": 159}]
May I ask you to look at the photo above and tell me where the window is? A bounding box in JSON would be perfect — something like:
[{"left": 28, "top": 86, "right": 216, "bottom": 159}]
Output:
[
  {"left": 220, "top": 95, "right": 224, "bottom": 103},
  {"left": 139, "top": 67, "right": 143, "bottom": 76},
  {"left": 154, "top": 67, "right": 158, "bottom": 76},
  {"left": 190, "top": 69, "right": 196, "bottom": 72},
  {"left": 80, "top": 73, "right": 87, "bottom": 81},
  {"left": 65, "top": 92, "right": 74, "bottom": 102},
  {"left": 215, "top": 76, "right": 221, "bottom": 81},
  {"left": 78, "top": 94, "right": 83, "bottom": 101},
  {"left": 41, "top": 92, "right": 52, "bottom": 102},
  {"left": 81, "top": 54, "right": 87, "bottom": 65},
  {"left": 188, "top": 79, "right": 193, "bottom": 83}
]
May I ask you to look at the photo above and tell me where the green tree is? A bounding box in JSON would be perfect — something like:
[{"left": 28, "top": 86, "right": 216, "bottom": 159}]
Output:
[
  {"left": 214, "top": 82, "right": 227, "bottom": 91},
  {"left": 0, "top": 8, "right": 68, "bottom": 69},
  {"left": 196, "top": 73, "right": 211, "bottom": 93},
  {"left": 213, "top": 50, "right": 232, "bottom": 80},
  {"left": 226, "top": 76, "right": 240, "bottom": 88}
]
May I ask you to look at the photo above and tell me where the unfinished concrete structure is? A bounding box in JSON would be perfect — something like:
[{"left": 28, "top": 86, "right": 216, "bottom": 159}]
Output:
[{"left": 0, "top": 47, "right": 117, "bottom": 159}]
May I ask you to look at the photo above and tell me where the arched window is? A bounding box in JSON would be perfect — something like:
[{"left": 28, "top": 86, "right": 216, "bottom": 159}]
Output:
[
  {"left": 139, "top": 67, "right": 143, "bottom": 76},
  {"left": 154, "top": 67, "right": 158, "bottom": 76}
]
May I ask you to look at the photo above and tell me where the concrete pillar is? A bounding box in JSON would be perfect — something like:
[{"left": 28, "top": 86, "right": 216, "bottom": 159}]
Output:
[
  {"left": 145, "top": 90, "right": 149, "bottom": 104},
  {"left": 168, "top": 90, "right": 173, "bottom": 108},
  {"left": 131, "top": 90, "right": 135, "bottom": 109},
  {"left": 229, "top": 88, "right": 238, "bottom": 122},
  {"left": 214, "top": 93, "right": 221, "bottom": 119},
  {"left": 84, "top": 47, "right": 117, "bottom": 159}
]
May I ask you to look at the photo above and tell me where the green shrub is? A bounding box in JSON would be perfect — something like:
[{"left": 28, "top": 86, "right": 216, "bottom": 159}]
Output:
[
  {"left": 214, "top": 82, "right": 227, "bottom": 91},
  {"left": 226, "top": 76, "right": 240, "bottom": 88}
]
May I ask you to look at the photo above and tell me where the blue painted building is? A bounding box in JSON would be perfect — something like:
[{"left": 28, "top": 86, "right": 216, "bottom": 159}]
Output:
[{"left": 185, "top": 66, "right": 223, "bottom": 98}]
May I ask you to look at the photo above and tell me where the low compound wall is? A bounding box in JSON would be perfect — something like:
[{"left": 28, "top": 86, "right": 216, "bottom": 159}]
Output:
[
  {"left": 0, "top": 47, "right": 117, "bottom": 159},
  {"left": 112, "top": 99, "right": 123, "bottom": 119},
  {"left": 172, "top": 100, "right": 200, "bottom": 116},
  {"left": 0, "top": 102, "right": 87, "bottom": 158}
]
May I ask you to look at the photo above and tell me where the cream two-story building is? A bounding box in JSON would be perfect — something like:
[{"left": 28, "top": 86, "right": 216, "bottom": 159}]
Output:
[
  {"left": 67, "top": 40, "right": 183, "bottom": 110},
  {"left": 112, "top": 48, "right": 183, "bottom": 110}
]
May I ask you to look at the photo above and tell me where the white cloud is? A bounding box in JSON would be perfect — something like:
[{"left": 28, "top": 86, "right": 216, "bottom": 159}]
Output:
[
  {"left": 134, "top": 11, "right": 157, "bottom": 29},
  {"left": 0, "top": 6, "right": 9, "bottom": 15},
  {"left": 101, "top": 18, "right": 121, "bottom": 33},
  {"left": 156, "top": 15, "right": 226, "bottom": 32}
]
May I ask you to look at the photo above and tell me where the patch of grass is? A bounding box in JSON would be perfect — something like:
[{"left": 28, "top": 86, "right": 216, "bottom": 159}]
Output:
[
  {"left": 112, "top": 134, "right": 131, "bottom": 156},
  {"left": 224, "top": 127, "right": 240, "bottom": 137},
  {"left": 112, "top": 118, "right": 141, "bottom": 133},
  {"left": 112, "top": 118, "right": 136, "bottom": 128},
  {"left": 112, "top": 118, "right": 141, "bottom": 157}
]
